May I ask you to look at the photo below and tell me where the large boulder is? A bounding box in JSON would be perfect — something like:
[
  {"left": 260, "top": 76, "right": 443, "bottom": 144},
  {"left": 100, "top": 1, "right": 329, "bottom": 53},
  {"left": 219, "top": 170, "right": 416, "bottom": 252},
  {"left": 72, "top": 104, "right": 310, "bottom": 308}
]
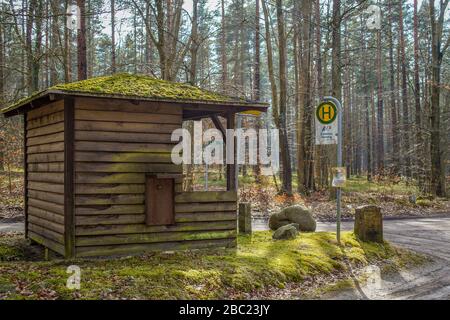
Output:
[
  {"left": 269, "top": 205, "right": 316, "bottom": 232},
  {"left": 272, "top": 224, "right": 299, "bottom": 240}
]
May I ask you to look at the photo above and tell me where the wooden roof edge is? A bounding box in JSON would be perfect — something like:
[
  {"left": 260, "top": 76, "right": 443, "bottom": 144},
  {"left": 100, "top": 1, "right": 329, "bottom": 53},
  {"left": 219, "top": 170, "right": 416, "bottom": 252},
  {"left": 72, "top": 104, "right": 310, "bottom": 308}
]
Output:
[
  {"left": 2, "top": 91, "right": 61, "bottom": 118},
  {"left": 1, "top": 90, "right": 269, "bottom": 118}
]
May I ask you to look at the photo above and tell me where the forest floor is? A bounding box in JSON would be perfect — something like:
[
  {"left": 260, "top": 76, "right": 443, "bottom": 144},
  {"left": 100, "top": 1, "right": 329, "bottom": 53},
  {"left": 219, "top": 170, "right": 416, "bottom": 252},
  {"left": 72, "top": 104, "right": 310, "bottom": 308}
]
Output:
[
  {"left": 0, "top": 170, "right": 23, "bottom": 222},
  {"left": 1, "top": 170, "right": 450, "bottom": 222},
  {"left": 0, "top": 230, "right": 427, "bottom": 299},
  {"left": 238, "top": 175, "right": 450, "bottom": 221},
  {"left": 0, "top": 170, "right": 445, "bottom": 300}
]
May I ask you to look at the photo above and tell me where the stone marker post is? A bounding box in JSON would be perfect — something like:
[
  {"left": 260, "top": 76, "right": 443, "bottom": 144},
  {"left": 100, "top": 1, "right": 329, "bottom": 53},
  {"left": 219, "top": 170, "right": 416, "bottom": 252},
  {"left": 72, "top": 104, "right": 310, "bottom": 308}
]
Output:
[
  {"left": 239, "top": 202, "right": 252, "bottom": 234},
  {"left": 354, "top": 205, "right": 383, "bottom": 243}
]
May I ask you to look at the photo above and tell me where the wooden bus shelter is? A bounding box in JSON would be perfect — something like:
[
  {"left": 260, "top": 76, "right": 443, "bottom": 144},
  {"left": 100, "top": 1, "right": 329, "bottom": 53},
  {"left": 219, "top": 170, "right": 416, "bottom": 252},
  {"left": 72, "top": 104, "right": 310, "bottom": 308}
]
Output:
[{"left": 1, "top": 74, "right": 268, "bottom": 258}]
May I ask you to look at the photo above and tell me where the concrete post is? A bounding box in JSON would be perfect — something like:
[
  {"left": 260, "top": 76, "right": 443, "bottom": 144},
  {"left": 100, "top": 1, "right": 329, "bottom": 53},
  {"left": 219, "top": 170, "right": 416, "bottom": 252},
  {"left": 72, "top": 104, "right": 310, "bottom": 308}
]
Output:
[{"left": 354, "top": 205, "right": 383, "bottom": 243}]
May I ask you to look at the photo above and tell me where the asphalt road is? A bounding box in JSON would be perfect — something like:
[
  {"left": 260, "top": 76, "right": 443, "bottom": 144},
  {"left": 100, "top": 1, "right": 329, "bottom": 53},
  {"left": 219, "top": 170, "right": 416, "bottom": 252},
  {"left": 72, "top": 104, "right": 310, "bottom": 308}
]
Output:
[
  {"left": 0, "top": 222, "right": 23, "bottom": 233},
  {"left": 319, "top": 217, "right": 450, "bottom": 300}
]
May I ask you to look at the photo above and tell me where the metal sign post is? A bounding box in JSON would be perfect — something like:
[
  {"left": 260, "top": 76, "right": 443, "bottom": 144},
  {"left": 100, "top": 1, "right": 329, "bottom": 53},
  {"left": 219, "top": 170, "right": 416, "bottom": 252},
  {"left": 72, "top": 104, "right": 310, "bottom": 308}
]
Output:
[{"left": 323, "top": 96, "right": 343, "bottom": 244}]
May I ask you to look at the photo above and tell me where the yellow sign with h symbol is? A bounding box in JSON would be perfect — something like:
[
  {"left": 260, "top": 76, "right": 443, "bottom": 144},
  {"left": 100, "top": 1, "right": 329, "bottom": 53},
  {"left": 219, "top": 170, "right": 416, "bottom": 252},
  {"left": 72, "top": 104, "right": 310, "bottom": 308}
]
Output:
[{"left": 316, "top": 102, "right": 337, "bottom": 124}]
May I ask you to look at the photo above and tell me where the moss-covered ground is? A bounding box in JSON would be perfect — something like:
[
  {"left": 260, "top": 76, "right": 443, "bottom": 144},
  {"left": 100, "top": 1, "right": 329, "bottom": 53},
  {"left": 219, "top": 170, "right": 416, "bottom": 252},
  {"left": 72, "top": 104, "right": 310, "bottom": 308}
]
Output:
[{"left": 0, "top": 231, "right": 426, "bottom": 300}]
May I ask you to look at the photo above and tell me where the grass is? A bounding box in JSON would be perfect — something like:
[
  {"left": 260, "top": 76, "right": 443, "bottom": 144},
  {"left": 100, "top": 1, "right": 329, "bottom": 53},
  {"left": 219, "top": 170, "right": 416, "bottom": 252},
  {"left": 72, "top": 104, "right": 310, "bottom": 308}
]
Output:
[
  {"left": 342, "top": 176, "right": 420, "bottom": 195},
  {"left": 193, "top": 170, "right": 422, "bottom": 195},
  {"left": 194, "top": 170, "right": 257, "bottom": 190},
  {"left": 0, "top": 231, "right": 426, "bottom": 300}
]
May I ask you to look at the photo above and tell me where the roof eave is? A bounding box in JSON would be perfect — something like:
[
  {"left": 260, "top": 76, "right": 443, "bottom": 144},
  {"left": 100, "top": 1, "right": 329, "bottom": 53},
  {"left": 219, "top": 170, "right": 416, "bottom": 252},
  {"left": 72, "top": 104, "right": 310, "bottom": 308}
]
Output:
[
  {"left": 1, "top": 90, "right": 269, "bottom": 118},
  {"left": 1, "top": 90, "right": 59, "bottom": 118},
  {"left": 50, "top": 90, "right": 269, "bottom": 109}
]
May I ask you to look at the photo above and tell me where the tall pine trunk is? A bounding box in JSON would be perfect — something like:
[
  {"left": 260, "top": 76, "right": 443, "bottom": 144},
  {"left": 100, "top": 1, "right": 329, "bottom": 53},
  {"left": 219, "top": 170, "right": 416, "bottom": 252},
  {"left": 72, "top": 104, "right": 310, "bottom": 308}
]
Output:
[
  {"left": 398, "top": 1, "right": 411, "bottom": 178},
  {"left": 413, "top": 0, "right": 423, "bottom": 185},
  {"left": 0, "top": 12, "right": 4, "bottom": 171},
  {"left": 220, "top": 0, "right": 227, "bottom": 93},
  {"left": 253, "top": 0, "right": 262, "bottom": 180},
  {"left": 64, "top": 0, "right": 71, "bottom": 83},
  {"left": 330, "top": 0, "right": 341, "bottom": 193},
  {"left": 50, "top": 0, "right": 59, "bottom": 85},
  {"left": 77, "top": 0, "right": 87, "bottom": 80},
  {"left": 276, "top": 0, "right": 292, "bottom": 195},
  {"left": 376, "top": 26, "right": 384, "bottom": 174},
  {"left": 429, "top": 0, "right": 448, "bottom": 196},
  {"left": 388, "top": 0, "right": 399, "bottom": 175},
  {"left": 111, "top": 0, "right": 116, "bottom": 74},
  {"left": 361, "top": 18, "right": 371, "bottom": 181}
]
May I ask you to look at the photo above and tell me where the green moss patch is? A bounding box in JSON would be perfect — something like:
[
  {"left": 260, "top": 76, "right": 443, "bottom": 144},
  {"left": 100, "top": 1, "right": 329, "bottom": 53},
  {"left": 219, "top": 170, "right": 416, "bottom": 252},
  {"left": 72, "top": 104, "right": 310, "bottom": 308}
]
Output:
[
  {"left": 52, "top": 74, "right": 237, "bottom": 102},
  {"left": 2, "top": 74, "right": 267, "bottom": 114},
  {"left": 0, "top": 235, "right": 43, "bottom": 262},
  {"left": 0, "top": 231, "right": 425, "bottom": 299}
]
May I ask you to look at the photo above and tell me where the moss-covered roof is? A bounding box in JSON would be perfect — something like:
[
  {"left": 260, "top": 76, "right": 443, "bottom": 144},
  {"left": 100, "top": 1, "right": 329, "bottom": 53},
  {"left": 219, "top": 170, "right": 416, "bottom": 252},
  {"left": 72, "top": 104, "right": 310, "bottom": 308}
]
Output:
[{"left": 1, "top": 73, "right": 268, "bottom": 115}]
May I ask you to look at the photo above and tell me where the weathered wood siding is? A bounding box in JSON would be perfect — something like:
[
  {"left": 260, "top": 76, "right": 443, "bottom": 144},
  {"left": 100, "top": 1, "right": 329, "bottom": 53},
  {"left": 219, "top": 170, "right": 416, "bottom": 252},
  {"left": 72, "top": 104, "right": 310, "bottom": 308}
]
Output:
[
  {"left": 26, "top": 100, "right": 65, "bottom": 255},
  {"left": 73, "top": 98, "right": 237, "bottom": 257}
]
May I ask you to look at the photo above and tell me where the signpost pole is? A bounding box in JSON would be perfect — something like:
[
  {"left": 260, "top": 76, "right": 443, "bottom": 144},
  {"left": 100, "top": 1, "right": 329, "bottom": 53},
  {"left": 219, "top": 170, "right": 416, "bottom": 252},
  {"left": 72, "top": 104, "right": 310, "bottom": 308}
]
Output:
[{"left": 324, "top": 96, "right": 343, "bottom": 244}]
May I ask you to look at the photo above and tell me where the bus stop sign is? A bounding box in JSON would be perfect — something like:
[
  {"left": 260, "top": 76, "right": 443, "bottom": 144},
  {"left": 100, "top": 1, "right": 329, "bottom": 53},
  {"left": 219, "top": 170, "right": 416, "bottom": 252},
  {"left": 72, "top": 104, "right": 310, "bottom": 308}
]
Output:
[{"left": 315, "top": 101, "right": 338, "bottom": 145}]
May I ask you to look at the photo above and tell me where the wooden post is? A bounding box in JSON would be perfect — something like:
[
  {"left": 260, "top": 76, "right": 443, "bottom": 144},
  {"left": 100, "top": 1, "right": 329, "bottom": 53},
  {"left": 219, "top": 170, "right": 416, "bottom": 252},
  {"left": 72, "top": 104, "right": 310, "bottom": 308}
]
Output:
[
  {"left": 64, "top": 97, "right": 75, "bottom": 258},
  {"left": 354, "top": 205, "right": 383, "bottom": 243},
  {"left": 210, "top": 114, "right": 226, "bottom": 143},
  {"left": 239, "top": 202, "right": 252, "bottom": 234},
  {"left": 226, "top": 112, "right": 236, "bottom": 191},
  {"left": 23, "top": 113, "right": 28, "bottom": 239}
]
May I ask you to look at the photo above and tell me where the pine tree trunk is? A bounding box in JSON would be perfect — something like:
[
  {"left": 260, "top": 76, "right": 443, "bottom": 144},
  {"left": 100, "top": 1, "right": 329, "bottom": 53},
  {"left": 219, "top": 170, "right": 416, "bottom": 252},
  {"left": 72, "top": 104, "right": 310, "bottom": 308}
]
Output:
[
  {"left": 301, "top": 0, "right": 313, "bottom": 191},
  {"left": 64, "top": 0, "right": 71, "bottom": 83},
  {"left": 371, "top": 87, "right": 377, "bottom": 177},
  {"left": 343, "top": 22, "right": 352, "bottom": 179},
  {"left": 388, "top": 0, "right": 399, "bottom": 175},
  {"left": 111, "top": 0, "right": 116, "bottom": 74},
  {"left": 331, "top": 0, "right": 341, "bottom": 101},
  {"left": 31, "top": 0, "right": 43, "bottom": 91},
  {"left": 294, "top": 1, "right": 303, "bottom": 192},
  {"left": 261, "top": 0, "right": 278, "bottom": 121},
  {"left": 145, "top": 2, "right": 152, "bottom": 75},
  {"left": 361, "top": 19, "right": 371, "bottom": 181},
  {"left": 429, "top": 0, "right": 447, "bottom": 197},
  {"left": 50, "top": 0, "right": 59, "bottom": 85},
  {"left": 413, "top": 0, "right": 424, "bottom": 186},
  {"left": 26, "top": 0, "right": 36, "bottom": 93},
  {"left": 398, "top": 1, "right": 411, "bottom": 178},
  {"left": 220, "top": 0, "right": 227, "bottom": 93},
  {"left": 0, "top": 13, "right": 4, "bottom": 171},
  {"left": 189, "top": 0, "right": 198, "bottom": 85},
  {"left": 376, "top": 27, "right": 384, "bottom": 174},
  {"left": 77, "top": 0, "right": 87, "bottom": 80},
  {"left": 253, "top": 0, "right": 262, "bottom": 180},
  {"left": 276, "top": 0, "right": 292, "bottom": 195},
  {"left": 330, "top": 0, "right": 341, "bottom": 194}
]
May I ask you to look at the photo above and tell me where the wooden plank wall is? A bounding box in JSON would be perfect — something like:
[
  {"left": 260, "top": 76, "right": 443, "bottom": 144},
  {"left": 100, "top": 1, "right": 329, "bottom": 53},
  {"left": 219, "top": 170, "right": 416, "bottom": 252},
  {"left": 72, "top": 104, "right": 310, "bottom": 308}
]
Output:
[
  {"left": 73, "top": 97, "right": 237, "bottom": 257},
  {"left": 26, "top": 100, "right": 66, "bottom": 255}
]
